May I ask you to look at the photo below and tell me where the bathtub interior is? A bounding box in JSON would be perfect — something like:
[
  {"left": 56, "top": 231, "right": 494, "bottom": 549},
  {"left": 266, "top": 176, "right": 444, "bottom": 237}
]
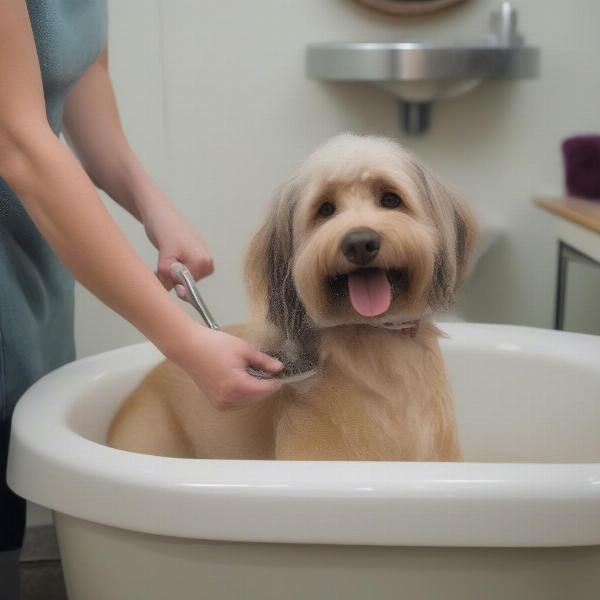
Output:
[
  {"left": 445, "top": 342, "right": 600, "bottom": 463},
  {"left": 68, "top": 346, "right": 162, "bottom": 445},
  {"left": 68, "top": 328, "right": 600, "bottom": 464}
]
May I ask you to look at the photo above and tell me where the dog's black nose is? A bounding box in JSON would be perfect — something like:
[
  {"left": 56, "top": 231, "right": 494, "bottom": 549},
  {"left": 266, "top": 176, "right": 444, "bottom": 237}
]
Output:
[{"left": 341, "top": 228, "right": 381, "bottom": 265}]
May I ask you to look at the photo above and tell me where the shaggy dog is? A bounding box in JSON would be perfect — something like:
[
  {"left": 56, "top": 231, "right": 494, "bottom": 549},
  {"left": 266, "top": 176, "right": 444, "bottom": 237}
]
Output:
[{"left": 107, "top": 134, "right": 477, "bottom": 460}]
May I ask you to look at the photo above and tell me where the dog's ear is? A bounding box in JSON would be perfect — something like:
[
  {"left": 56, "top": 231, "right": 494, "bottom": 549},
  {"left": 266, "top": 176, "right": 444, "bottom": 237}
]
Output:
[
  {"left": 413, "top": 163, "right": 479, "bottom": 310},
  {"left": 244, "top": 181, "right": 310, "bottom": 343}
]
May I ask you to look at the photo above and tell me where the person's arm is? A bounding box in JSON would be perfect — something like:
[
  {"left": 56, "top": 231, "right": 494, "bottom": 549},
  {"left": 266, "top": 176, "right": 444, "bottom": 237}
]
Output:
[
  {"left": 0, "top": 0, "right": 281, "bottom": 410},
  {"left": 62, "top": 47, "right": 208, "bottom": 289}
]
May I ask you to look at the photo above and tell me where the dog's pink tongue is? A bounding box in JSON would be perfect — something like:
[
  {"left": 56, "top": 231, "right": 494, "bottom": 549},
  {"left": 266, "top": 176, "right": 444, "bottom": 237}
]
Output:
[{"left": 347, "top": 269, "right": 391, "bottom": 317}]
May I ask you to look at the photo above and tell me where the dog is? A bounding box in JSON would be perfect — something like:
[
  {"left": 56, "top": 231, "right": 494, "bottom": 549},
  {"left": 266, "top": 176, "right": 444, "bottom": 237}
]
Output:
[{"left": 107, "top": 134, "right": 477, "bottom": 461}]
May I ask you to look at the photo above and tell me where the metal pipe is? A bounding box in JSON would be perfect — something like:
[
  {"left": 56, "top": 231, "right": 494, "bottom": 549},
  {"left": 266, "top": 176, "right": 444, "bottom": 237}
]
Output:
[{"left": 400, "top": 101, "right": 432, "bottom": 135}]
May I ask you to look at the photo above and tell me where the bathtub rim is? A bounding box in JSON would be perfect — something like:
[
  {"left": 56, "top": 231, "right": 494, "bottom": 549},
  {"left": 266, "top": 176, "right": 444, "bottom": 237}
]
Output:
[{"left": 8, "top": 323, "right": 600, "bottom": 547}]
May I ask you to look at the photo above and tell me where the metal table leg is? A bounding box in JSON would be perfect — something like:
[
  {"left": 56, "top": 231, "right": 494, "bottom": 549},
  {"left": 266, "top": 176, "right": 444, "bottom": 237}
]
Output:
[
  {"left": 554, "top": 241, "right": 600, "bottom": 331},
  {"left": 554, "top": 242, "right": 568, "bottom": 330}
]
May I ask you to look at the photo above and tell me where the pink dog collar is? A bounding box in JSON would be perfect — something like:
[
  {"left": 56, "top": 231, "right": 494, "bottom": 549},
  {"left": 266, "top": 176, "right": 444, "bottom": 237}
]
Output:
[
  {"left": 380, "top": 320, "right": 420, "bottom": 338},
  {"left": 325, "top": 320, "right": 421, "bottom": 338}
]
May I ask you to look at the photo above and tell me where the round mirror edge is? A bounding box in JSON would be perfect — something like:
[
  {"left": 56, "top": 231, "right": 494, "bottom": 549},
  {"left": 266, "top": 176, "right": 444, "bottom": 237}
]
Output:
[{"left": 353, "top": 0, "right": 470, "bottom": 16}]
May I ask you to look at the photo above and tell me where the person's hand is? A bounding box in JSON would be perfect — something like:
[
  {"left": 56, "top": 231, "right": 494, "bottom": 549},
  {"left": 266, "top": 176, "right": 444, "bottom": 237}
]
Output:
[
  {"left": 143, "top": 202, "right": 214, "bottom": 289},
  {"left": 172, "top": 325, "right": 284, "bottom": 411}
]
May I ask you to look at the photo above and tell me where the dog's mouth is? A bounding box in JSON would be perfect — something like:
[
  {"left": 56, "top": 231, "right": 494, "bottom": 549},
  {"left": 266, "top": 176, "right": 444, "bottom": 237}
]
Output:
[{"left": 326, "top": 268, "right": 407, "bottom": 317}]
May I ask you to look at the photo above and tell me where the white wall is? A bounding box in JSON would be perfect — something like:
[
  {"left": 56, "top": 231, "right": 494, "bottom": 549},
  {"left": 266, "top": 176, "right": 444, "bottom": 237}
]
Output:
[{"left": 74, "top": 0, "right": 600, "bottom": 357}]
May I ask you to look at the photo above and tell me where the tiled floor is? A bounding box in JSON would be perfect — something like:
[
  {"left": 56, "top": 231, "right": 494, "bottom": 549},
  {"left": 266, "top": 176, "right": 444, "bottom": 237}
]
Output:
[{"left": 20, "top": 525, "right": 68, "bottom": 600}]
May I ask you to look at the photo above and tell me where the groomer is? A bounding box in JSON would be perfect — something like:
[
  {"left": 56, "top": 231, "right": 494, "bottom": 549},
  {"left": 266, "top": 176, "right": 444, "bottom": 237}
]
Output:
[{"left": 0, "top": 2, "right": 282, "bottom": 595}]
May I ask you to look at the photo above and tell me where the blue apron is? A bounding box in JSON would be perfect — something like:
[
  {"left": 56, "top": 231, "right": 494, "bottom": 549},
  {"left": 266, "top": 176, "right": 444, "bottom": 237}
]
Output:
[{"left": 0, "top": 0, "right": 107, "bottom": 551}]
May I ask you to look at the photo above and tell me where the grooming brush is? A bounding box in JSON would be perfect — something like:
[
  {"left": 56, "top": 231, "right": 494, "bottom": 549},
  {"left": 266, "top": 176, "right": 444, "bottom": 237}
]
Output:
[{"left": 170, "top": 262, "right": 319, "bottom": 384}]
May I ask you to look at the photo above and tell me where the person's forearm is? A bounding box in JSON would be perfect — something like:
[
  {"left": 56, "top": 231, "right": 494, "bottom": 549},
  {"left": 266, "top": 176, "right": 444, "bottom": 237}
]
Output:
[
  {"left": 0, "top": 125, "right": 196, "bottom": 363},
  {"left": 62, "top": 49, "right": 165, "bottom": 224},
  {"left": 62, "top": 48, "right": 214, "bottom": 289}
]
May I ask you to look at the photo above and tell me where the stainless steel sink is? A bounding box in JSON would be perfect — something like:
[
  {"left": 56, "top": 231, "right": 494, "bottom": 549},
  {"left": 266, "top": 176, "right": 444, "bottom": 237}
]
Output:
[{"left": 306, "top": 2, "right": 540, "bottom": 133}]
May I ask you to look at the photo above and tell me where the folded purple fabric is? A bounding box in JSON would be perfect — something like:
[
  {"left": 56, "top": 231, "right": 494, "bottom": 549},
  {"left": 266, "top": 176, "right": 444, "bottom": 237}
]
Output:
[{"left": 562, "top": 135, "right": 600, "bottom": 200}]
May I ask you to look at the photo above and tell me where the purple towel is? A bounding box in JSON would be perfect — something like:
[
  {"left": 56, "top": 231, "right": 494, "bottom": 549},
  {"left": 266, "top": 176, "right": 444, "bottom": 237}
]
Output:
[{"left": 562, "top": 135, "right": 600, "bottom": 200}]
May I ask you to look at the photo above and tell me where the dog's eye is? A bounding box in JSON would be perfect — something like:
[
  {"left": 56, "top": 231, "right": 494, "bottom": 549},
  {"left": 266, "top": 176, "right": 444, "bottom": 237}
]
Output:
[
  {"left": 317, "top": 201, "right": 336, "bottom": 217},
  {"left": 380, "top": 192, "right": 403, "bottom": 209}
]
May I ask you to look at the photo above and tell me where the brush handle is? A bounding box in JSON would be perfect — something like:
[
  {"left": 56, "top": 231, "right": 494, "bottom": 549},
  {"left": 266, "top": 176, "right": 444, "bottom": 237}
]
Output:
[
  {"left": 170, "top": 263, "right": 271, "bottom": 378},
  {"left": 170, "top": 262, "right": 221, "bottom": 331}
]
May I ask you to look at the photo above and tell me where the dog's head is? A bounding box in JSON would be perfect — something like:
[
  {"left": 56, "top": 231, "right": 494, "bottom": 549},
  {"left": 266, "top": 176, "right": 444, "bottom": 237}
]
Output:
[{"left": 245, "top": 134, "right": 477, "bottom": 344}]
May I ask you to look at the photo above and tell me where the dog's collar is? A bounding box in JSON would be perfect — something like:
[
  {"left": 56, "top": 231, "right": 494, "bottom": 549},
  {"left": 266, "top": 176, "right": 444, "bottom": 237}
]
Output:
[
  {"left": 320, "top": 319, "right": 421, "bottom": 338},
  {"left": 378, "top": 319, "right": 420, "bottom": 338},
  {"left": 321, "top": 319, "right": 421, "bottom": 337}
]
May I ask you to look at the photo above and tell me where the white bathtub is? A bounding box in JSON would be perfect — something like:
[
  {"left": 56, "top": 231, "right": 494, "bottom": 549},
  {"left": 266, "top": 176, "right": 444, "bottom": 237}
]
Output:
[{"left": 7, "top": 323, "right": 600, "bottom": 600}]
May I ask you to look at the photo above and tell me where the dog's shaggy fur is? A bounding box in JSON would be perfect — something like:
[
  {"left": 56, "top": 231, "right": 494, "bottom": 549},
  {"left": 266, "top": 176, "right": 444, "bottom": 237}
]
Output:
[{"left": 107, "top": 134, "right": 477, "bottom": 461}]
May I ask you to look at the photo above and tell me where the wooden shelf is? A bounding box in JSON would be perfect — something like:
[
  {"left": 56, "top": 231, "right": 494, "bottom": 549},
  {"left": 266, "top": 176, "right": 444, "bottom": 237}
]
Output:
[{"left": 533, "top": 197, "right": 600, "bottom": 235}]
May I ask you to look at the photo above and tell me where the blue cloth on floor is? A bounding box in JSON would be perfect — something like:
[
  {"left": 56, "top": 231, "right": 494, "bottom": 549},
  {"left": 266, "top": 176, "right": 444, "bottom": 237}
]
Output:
[{"left": 0, "top": 0, "right": 107, "bottom": 552}]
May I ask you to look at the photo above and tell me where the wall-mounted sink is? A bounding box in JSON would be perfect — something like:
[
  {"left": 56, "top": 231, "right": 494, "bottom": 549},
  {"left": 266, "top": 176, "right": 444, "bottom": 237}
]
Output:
[{"left": 306, "top": 2, "right": 540, "bottom": 134}]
